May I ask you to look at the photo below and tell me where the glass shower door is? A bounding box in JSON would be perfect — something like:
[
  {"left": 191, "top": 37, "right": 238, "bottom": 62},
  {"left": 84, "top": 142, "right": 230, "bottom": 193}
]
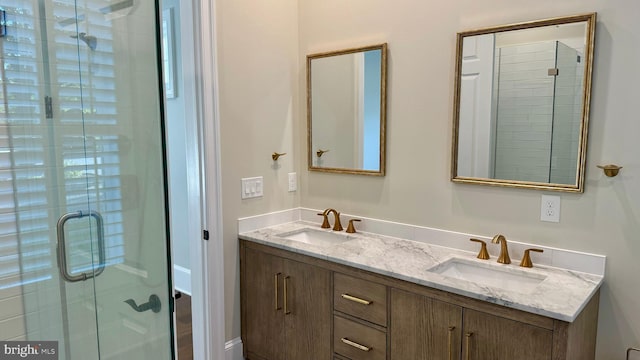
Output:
[
  {"left": 0, "top": 1, "right": 173, "bottom": 359},
  {"left": 549, "top": 41, "right": 582, "bottom": 185},
  {"left": 74, "top": 0, "right": 174, "bottom": 358}
]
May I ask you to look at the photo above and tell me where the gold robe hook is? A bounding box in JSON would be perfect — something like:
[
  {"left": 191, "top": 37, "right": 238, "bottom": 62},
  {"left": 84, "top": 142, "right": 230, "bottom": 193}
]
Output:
[
  {"left": 597, "top": 164, "right": 622, "bottom": 177},
  {"left": 316, "top": 149, "right": 330, "bottom": 157}
]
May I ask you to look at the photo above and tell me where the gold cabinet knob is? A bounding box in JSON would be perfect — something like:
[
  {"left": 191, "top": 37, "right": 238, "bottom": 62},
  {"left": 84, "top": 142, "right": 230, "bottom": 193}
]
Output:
[
  {"left": 470, "top": 238, "right": 490, "bottom": 260},
  {"left": 519, "top": 248, "right": 544, "bottom": 268}
]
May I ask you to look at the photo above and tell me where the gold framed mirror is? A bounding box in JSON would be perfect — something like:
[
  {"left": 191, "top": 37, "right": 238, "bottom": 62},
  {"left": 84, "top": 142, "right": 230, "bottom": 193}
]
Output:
[
  {"left": 451, "top": 13, "right": 596, "bottom": 192},
  {"left": 307, "top": 43, "right": 387, "bottom": 176}
]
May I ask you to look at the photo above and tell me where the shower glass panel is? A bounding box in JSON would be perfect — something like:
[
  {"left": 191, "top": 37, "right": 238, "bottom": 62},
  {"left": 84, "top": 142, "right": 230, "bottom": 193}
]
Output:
[
  {"left": 0, "top": 1, "right": 173, "bottom": 359},
  {"left": 550, "top": 42, "right": 582, "bottom": 185},
  {"left": 492, "top": 40, "right": 582, "bottom": 184}
]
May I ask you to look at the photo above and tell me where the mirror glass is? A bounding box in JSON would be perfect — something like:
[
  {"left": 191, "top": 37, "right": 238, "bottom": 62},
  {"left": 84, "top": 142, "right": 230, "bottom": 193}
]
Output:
[
  {"left": 451, "top": 14, "right": 596, "bottom": 192},
  {"left": 307, "top": 44, "right": 387, "bottom": 175}
]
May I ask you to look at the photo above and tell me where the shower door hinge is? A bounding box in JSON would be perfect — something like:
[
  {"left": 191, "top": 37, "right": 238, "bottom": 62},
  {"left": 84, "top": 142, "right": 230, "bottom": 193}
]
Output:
[
  {"left": 0, "top": 10, "right": 6, "bottom": 38},
  {"left": 45, "top": 96, "right": 53, "bottom": 119},
  {"left": 203, "top": 230, "right": 210, "bottom": 241},
  {"left": 548, "top": 68, "right": 559, "bottom": 76}
]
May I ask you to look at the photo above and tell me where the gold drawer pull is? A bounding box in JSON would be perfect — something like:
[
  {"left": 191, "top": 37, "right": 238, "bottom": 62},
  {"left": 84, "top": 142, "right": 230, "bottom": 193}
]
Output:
[
  {"left": 448, "top": 326, "right": 456, "bottom": 360},
  {"left": 274, "top": 273, "right": 281, "bottom": 311},
  {"left": 340, "top": 337, "right": 371, "bottom": 352},
  {"left": 284, "top": 275, "right": 291, "bottom": 315},
  {"left": 341, "top": 293, "right": 372, "bottom": 305}
]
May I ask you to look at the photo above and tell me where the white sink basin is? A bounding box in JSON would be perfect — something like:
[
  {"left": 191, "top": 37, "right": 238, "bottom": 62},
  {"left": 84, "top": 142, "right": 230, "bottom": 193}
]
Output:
[
  {"left": 277, "top": 228, "right": 353, "bottom": 246},
  {"left": 428, "top": 257, "right": 546, "bottom": 294}
]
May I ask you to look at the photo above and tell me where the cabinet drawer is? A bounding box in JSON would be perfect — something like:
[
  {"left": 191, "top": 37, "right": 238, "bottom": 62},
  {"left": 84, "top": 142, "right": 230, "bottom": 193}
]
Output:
[
  {"left": 334, "top": 316, "right": 386, "bottom": 360},
  {"left": 334, "top": 272, "right": 387, "bottom": 326}
]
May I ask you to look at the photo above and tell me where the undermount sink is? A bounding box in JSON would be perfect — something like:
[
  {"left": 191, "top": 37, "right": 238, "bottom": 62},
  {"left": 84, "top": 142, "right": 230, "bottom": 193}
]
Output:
[
  {"left": 428, "top": 257, "right": 547, "bottom": 294},
  {"left": 277, "top": 228, "right": 353, "bottom": 246}
]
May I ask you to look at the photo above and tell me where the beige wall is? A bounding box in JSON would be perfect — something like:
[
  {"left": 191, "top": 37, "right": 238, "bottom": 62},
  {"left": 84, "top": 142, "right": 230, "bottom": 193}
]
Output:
[
  {"left": 216, "top": 0, "right": 640, "bottom": 358},
  {"left": 215, "top": 0, "right": 300, "bottom": 342}
]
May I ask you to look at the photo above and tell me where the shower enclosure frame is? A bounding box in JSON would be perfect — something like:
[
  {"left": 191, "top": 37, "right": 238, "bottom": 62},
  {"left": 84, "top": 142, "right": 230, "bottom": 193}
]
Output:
[{"left": 0, "top": 1, "right": 184, "bottom": 358}]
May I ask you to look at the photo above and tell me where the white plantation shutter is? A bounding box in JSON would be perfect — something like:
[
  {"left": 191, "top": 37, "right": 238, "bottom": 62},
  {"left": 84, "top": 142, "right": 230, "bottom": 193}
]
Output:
[
  {"left": 0, "top": 1, "right": 50, "bottom": 289},
  {"left": 55, "top": 2, "right": 125, "bottom": 272},
  {"left": 0, "top": 0, "right": 123, "bottom": 290}
]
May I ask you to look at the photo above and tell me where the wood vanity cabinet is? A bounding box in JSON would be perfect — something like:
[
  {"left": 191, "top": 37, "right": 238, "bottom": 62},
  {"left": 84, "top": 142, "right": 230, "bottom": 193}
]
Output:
[
  {"left": 389, "top": 286, "right": 599, "bottom": 360},
  {"left": 241, "top": 246, "right": 332, "bottom": 360},
  {"left": 390, "top": 289, "right": 463, "bottom": 359},
  {"left": 390, "top": 288, "right": 553, "bottom": 360},
  {"left": 240, "top": 240, "right": 600, "bottom": 360},
  {"left": 333, "top": 273, "right": 388, "bottom": 360},
  {"left": 462, "top": 308, "right": 552, "bottom": 360}
]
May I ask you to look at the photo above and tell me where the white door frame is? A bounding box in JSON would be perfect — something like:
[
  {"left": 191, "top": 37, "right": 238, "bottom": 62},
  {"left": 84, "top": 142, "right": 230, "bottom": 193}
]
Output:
[
  {"left": 458, "top": 34, "right": 495, "bottom": 178},
  {"left": 182, "top": 0, "right": 226, "bottom": 359}
]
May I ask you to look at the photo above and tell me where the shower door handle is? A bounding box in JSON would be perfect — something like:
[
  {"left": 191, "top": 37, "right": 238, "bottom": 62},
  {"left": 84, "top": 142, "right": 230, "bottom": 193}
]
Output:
[
  {"left": 56, "top": 210, "right": 106, "bottom": 282},
  {"left": 124, "top": 295, "right": 162, "bottom": 313}
]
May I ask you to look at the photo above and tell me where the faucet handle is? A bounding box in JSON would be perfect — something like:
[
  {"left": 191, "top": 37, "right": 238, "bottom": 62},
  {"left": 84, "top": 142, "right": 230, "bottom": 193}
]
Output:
[
  {"left": 519, "top": 248, "right": 544, "bottom": 268},
  {"left": 346, "top": 219, "right": 361, "bottom": 233},
  {"left": 317, "top": 212, "right": 330, "bottom": 229},
  {"left": 469, "top": 238, "right": 490, "bottom": 260}
]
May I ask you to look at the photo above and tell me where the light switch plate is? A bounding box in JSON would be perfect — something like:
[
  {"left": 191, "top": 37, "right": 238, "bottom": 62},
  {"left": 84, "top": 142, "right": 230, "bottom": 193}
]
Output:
[
  {"left": 540, "top": 194, "right": 560, "bottom": 222},
  {"left": 241, "top": 176, "right": 263, "bottom": 199},
  {"left": 288, "top": 172, "right": 297, "bottom": 192}
]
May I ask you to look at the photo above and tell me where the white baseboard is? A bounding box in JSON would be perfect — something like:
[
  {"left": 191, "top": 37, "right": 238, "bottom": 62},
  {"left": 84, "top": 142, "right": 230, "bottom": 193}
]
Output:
[
  {"left": 173, "top": 264, "right": 192, "bottom": 296},
  {"left": 225, "top": 337, "right": 243, "bottom": 360}
]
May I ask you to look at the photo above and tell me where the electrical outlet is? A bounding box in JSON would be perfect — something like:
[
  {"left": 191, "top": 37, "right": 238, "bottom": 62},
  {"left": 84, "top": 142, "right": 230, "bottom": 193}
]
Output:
[
  {"left": 288, "top": 172, "right": 297, "bottom": 192},
  {"left": 540, "top": 194, "right": 560, "bottom": 223}
]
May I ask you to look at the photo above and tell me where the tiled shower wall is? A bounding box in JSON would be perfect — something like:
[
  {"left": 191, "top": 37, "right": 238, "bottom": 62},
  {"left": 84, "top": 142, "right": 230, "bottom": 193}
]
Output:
[
  {"left": 493, "top": 41, "right": 582, "bottom": 184},
  {"left": 493, "top": 41, "right": 556, "bottom": 182},
  {"left": 0, "top": 281, "right": 26, "bottom": 340}
]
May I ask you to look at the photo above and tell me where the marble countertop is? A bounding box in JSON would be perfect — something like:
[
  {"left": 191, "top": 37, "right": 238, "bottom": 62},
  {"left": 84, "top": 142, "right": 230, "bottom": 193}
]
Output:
[{"left": 239, "top": 221, "right": 603, "bottom": 322}]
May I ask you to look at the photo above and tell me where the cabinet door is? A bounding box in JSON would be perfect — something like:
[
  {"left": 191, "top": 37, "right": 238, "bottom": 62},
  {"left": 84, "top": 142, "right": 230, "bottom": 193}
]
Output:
[
  {"left": 244, "top": 247, "right": 285, "bottom": 359},
  {"left": 390, "top": 288, "right": 463, "bottom": 360},
  {"left": 462, "top": 309, "right": 552, "bottom": 360},
  {"left": 283, "top": 258, "right": 332, "bottom": 360}
]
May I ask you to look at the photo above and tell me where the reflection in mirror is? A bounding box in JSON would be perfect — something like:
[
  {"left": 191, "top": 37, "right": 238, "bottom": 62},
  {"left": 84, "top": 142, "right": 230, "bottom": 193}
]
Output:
[
  {"left": 307, "top": 43, "right": 387, "bottom": 175},
  {"left": 451, "top": 14, "right": 596, "bottom": 192}
]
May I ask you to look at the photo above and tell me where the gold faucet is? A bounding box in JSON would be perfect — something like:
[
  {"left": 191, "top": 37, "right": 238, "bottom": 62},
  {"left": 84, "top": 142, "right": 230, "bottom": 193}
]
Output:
[
  {"left": 324, "top": 208, "right": 343, "bottom": 231},
  {"left": 491, "top": 234, "right": 511, "bottom": 264}
]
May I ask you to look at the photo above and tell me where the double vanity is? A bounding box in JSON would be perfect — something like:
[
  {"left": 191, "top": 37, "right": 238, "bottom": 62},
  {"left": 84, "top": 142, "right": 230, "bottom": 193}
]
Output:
[
  {"left": 243, "top": 10, "right": 603, "bottom": 360},
  {"left": 239, "top": 211, "right": 603, "bottom": 360}
]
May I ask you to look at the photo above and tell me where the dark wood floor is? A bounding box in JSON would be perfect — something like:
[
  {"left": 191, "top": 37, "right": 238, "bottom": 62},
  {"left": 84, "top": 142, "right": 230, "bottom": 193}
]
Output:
[{"left": 176, "top": 293, "right": 193, "bottom": 360}]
